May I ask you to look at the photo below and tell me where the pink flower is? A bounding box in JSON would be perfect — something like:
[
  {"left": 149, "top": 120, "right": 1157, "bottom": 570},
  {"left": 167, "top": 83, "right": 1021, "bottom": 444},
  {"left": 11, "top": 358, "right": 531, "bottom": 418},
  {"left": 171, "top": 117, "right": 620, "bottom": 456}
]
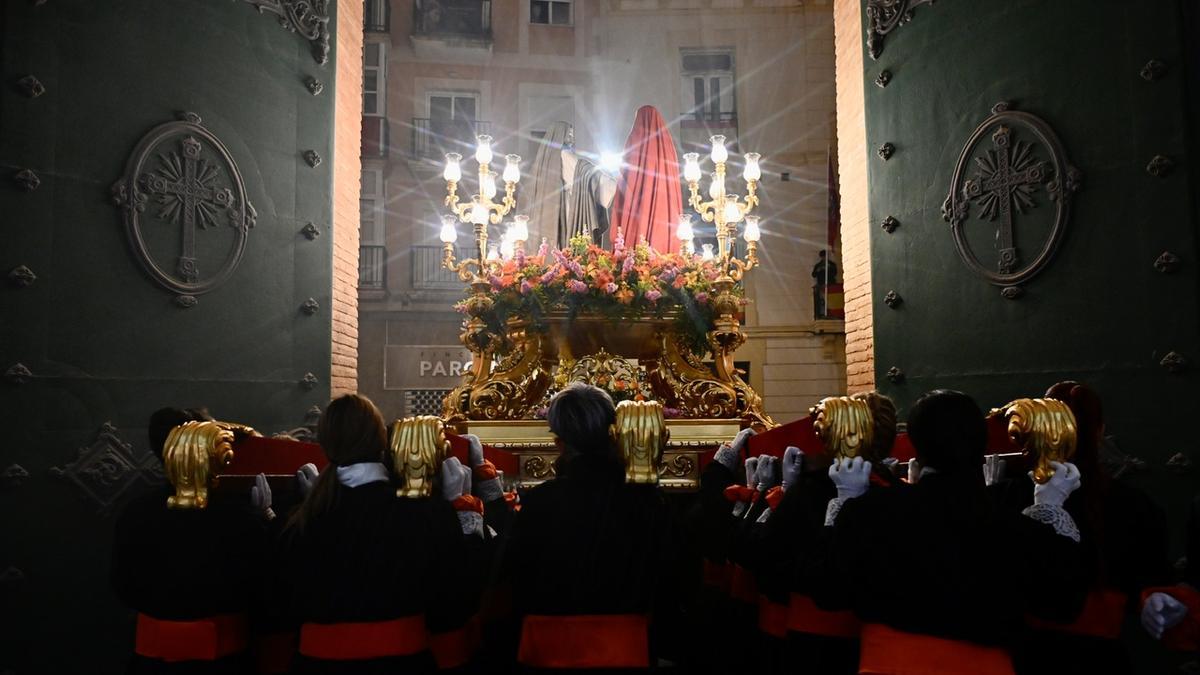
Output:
[
  {"left": 540, "top": 267, "right": 559, "bottom": 284},
  {"left": 604, "top": 282, "right": 618, "bottom": 294},
  {"left": 621, "top": 254, "right": 635, "bottom": 276},
  {"left": 538, "top": 240, "right": 549, "bottom": 257},
  {"left": 520, "top": 280, "right": 533, "bottom": 295},
  {"left": 515, "top": 249, "right": 526, "bottom": 267},
  {"left": 568, "top": 280, "right": 588, "bottom": 294},
  {"left": 489, "top": 275, "right": 502, "bottom": 291},
  {"left": 659, "top": 268, "right": 677, "bottom": 283},
  {"left": 695, "top": 292, "right": 709, "bottom": 304},
  {"left": 646, "top": 289, "right": 662, "bottom": 302},
  {"left": 568, "top": 261, "right": 584, "bottom": 277}
]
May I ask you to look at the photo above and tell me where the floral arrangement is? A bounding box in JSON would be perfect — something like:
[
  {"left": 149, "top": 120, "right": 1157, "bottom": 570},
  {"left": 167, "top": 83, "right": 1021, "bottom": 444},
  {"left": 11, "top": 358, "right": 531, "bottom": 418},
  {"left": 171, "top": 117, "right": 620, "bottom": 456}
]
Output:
[{"left": 455, "top": 234, "right": 745, "bottom": 355}]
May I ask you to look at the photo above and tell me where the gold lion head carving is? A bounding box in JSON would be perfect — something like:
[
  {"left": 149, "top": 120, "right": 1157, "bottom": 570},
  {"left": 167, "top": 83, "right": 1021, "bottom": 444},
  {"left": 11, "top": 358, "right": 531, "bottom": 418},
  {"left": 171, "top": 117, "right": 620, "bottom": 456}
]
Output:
[
  {"left": 390, "top": 415, "right": 449, "bottom": 498},
  {"left": 811, "top": 396, "right": 875, "bottom": 461},
  {"left": 993, "top": 398, "right": 1077, "bottom": 484},
  {"left": 611, "top": 400, "right": 670, "bottom": 484}
]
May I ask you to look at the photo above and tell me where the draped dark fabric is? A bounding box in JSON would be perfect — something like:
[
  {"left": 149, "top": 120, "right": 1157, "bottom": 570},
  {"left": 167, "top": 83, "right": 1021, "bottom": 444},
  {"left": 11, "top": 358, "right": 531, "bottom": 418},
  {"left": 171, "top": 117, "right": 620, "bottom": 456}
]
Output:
[
  {"left": 610, "top": 106, "right": 682, "bottom": 253},
  {"left": 525, "top": 122, "right": 572, "bottom": 251},
  {"left": 562, "top": 157, "right": 611, "bottom": 247}
]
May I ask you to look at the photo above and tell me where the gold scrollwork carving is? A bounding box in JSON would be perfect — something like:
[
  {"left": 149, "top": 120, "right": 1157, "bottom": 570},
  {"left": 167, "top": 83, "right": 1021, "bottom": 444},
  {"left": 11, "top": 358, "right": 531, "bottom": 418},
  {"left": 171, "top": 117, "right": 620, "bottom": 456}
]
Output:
[
  {"left": 659, "top": 453, "right": 697, "bottom": 479},
  {"left": 523, "top": 455, "right": 557, "bottom": 480},
  {"left": 162, "top": 421, "right": 246, "bottom": 509},
  {"left": 991, "top": 398, "right": 1077, "bottom": 484}
]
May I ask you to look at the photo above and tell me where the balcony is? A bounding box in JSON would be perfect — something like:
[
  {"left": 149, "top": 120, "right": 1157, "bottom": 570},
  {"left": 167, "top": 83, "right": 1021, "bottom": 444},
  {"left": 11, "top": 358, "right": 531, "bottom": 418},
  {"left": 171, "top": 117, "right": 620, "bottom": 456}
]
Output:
[
  {"left": 411, "top": 0, "right": 493, "bottom": 60},
  {"left": 679, "top": 111, "right": 739, "bottom": 156},
  {"left": 364, "top": 0, "right": 389, "bottom": 32},
  {"left": 361, "top": 116, "right": 389, "bottom": 159},
  {"left": 359, "top": 245, "right": 386, "bottom": 291},
  {"left": 412, "top": 245, "right": 468, "bottom": 291},
  {"left": 410, "top": 117, "right": 492, "bottom": 162}
]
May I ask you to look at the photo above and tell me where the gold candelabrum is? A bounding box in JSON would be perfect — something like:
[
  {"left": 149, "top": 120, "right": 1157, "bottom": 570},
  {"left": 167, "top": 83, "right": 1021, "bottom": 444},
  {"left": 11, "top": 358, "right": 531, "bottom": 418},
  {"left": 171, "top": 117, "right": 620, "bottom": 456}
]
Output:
[{"left": 679, "top": 135, "right": 764, "bottom": 400}]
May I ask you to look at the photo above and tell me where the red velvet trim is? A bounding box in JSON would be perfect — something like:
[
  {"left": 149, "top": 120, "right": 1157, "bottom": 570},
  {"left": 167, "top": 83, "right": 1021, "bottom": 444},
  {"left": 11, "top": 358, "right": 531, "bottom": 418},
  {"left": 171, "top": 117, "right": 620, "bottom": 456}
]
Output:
[
  {"left": 298, "top": 616, "right": 427, "bottom": 660},
  {"left": 134, "top": 613, "right": 248, "bottom": 662},
  {"left": 1142, "top": 586, "right": 1200, "bottom": 651},
  {"left": 518, "top": 614, "right": 649, "bottom": 669},
  {"left": 702, "top": 559, "right": 731, "bottom": 592},
  {"left": 765, "top": 486, "right": 786, "bottom": 510},
  {"left": 255, "top": 632, "right": 296, "bottom": 674},
  {"left": 451, "top": 494, "right": 485, "bottom": 514},
  {"left": 787, "top": 593, "right": 861, "bottom": 639},
  {"left": 473, "top": 460, "right": 498, "bottom": 482},
  {"left": 858, "top": 623, "right": 1014, "bottom": 675},
  {"left": 729, "top": 564, "right": 758, "bottom": 605},
  {"left": 723, "top": 485, "right": 758, "bottom": 504},
  {"left": 1026, "top": 589, "right": 1127, "bottom": 640},
  {"left": 757, "top": 596, "right": 789, "bottom": 639},
  {"left": 429, "top": 616, "right": 481, "bottom": 670}
]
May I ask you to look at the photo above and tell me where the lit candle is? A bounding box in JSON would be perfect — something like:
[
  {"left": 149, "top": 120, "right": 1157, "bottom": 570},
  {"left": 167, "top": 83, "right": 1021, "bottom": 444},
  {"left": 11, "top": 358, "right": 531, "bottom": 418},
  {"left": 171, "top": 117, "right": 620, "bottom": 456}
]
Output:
[
  {"left": 512, "top": 214, "right": 530, "bottom": 244},
  {"left": 722, "top": 195, "right": 743, "bottom": 223},
  {"left": 470, "top": 202, "right": 489, "bottom": 225},
  {"left": 710, "top": 135, "right": 728, "bottom": 164},
  {"left": 481, "top": 171, "right": 498, "bottom": 200},
  {"left": 443, "top": 152, "right": 462, "bottom": 182},
  {"left": 500, "top": 228, "right": 515, "bottom": 260},
  {"left": 503, "top": 154, "right": 521, "bottom": 183},
  {"left": 743, "top": 215, "right": 761, "bottom": 242},
  {"left": 682, "top": 152, "right": 701, "bottom": 183},
  {"left": 743, "top": 152, "right": 761, "bottom": 182},
  {"left": 439, "top": 214, "right": 458, "bottom": 243},
  {"left": 708, "top": 172, "right": 724, "bottom": 200},
  {"left": 486, "top": 244, "right": 500, "bottom": 261},
  {"left": 475, "top": 135, "right": 493, "bottom": 165},
  {"left": 676, "top": 214, "right": 694, "bottom": 242},
  {"left": 701, "top": 243, "right": 714, "bottom": 261}
]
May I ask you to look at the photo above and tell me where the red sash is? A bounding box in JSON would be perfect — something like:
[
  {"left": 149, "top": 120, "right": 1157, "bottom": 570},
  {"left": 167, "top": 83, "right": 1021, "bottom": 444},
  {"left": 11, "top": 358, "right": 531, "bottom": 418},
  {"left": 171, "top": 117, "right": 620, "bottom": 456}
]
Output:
[
  {"left": 702, "top": 559, "right": 731, "bottom": 592},
  {"left": 429, "top": 616, "right": 481, "bottom": 669},
  {"left": 134, "top": 613, "right": 248, "bottom": 662},
  {"left": 1026, "top": 588, "right": 1127, "bottom": 640},
  {"left": 729, "top": 563, "right": 758, "bottom": 604},
  {"left": 758, "top": 597, "right": 789, "bottom": 639},
  {"left": 518, "top": 614, "right": 650, "bottom": 669},
  {"left": 858, "top": 623, "right": 1014, "bottom": 675},
  {"left": 788, "top": 593, "right": 861, "bottom": 639},
  {"left": 298, "top": 616, "right": 427, "bottom": 660}
]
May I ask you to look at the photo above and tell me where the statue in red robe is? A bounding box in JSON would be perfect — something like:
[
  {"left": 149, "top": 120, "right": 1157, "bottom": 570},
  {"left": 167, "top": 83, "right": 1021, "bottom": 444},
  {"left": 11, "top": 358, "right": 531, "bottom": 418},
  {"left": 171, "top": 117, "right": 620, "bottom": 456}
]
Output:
[{"left": 610, "top": 106, "right": 683, "bottom": 254}]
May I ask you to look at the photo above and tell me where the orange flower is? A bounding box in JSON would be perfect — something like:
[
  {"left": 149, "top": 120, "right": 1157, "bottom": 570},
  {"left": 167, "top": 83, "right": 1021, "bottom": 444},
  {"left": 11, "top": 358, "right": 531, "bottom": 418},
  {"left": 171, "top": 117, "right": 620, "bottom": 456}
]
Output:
[{"left": 615, "top": 288, "right": 635, "bottom": 305}]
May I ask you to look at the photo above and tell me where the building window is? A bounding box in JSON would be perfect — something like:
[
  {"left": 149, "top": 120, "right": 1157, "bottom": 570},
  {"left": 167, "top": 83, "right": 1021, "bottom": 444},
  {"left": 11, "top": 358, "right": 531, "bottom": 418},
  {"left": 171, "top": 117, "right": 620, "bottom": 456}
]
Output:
[
  {"left": 681, "top": 49, "right": 735, "bottom": 121},
  {"left": 364, "top": 0, "right": 389, "bottom": 32},
  {"left": 363, "top": 42, "right": 386, "bottom": 116},
  {"left": 530, "top": 0, "right": 571, "bottom": 26},
  {"left": 360, "top": 168, "right": 385, "bottom": 246},
  {"left": 428, "top": 91, "right": 480, "bottom": 149}
]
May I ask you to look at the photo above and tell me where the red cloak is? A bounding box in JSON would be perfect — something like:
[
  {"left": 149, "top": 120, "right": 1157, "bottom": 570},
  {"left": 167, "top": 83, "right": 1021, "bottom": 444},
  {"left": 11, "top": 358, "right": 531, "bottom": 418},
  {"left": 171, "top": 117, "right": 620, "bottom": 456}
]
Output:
[{"left": 610, "top": 106, "right": 682, "bottom": 254}]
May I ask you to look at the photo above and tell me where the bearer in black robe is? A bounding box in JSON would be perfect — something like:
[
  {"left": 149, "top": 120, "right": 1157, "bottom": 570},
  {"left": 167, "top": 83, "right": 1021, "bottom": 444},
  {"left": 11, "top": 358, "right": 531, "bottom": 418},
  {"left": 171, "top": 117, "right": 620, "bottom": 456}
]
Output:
[
  {"left": 110, "top": 407, "right": 268, "bottom": 674},
  {"left": 811, "top": 389, "right": 1089, "bottom": 674},
  {"left": 500, "top": 384, "right": 678, "bottom": 672},
  {"left": 277, "top": 395, "right": 475, "bottom": 674}
]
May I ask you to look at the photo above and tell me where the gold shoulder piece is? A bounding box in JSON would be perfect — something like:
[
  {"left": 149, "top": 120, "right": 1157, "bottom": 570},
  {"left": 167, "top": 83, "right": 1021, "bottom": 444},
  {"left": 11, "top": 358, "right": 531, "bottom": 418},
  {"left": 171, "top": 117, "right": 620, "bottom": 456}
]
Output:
[
  {"left": 811, "top": 396, "right": 874, "bottom": 461},
  {"left": 612, "top": 400, "right": 669, "bottom": 484},
  {"left": 997, "top": 398, "right": 1076, "bottom": 484},
  {"left": 162, "top": 420, "right": 236, "bottom": 509},
  {"left": 390, "top": 415, "right": 448, "bottom": 498}
]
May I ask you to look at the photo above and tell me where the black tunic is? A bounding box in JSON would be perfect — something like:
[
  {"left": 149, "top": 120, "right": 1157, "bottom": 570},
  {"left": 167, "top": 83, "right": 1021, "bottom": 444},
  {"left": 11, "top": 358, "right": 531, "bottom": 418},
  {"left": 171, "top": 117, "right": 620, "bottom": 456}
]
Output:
[
  {"left": 110, "top": 487, "right": 268, "bottom": 674},
  {"left": 809, "top": 472, "right": 1088, "bottom": 653},
  {"left": 501, "top": 453, "right": 679, "bottom": 672},
  {"left": 279, "top": 481, "right": 475, "bottom": 674}
]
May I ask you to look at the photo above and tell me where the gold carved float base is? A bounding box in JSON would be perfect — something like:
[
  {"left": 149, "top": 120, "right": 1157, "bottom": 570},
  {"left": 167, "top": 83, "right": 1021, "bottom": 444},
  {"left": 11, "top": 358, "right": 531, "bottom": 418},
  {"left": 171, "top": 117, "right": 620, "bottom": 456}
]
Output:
[{"left": 453, "top": 418, "right": 743, "bottom": 491}]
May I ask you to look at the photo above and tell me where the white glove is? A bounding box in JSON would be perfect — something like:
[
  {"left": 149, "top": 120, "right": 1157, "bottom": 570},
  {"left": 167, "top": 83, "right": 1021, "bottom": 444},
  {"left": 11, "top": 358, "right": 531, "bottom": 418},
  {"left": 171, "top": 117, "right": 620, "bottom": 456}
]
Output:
[
  {"left": 296, "top": 463, "right": 319, "bottom": 498},
  {"left": 1031, "top": 462, "right": 1081, "bottom": 507},
  {"left": 907, "top": 459, "right": 921, "bottom": 484},
  {"left": 463, "top": 433, "right": 503, "bottom": 502},
  {"left": 713, "top": 442, "right": 739, "bottom": 471},
  {"left": 781, "top": 447, "right": 804, "bottom": 491},
  {"left": 1142, "top": 592, "right": 1190, "bottom": 640},
  {"left": 440, "top": 456, "right": 466, "bottom": 502},
  {"left": 464, "top": 433, "right": 485, "bottom": 467},
  {"left": 731, "top": 427, "right": 756, "bottom": 455},
  {"left": 250, "top": 473, "right": 275, "bottom": 521},
  {"left": 459, "top": 460, "right": 473, "bottom": 496},
  {"left": 743, "top": 456, "right": 759, "bottom": 489},
  {"left": 829, "top": 456, "right": 872, "bottom": 500},
  {"left": 754, "top": 455, "right": 780, "bottom": 491}
]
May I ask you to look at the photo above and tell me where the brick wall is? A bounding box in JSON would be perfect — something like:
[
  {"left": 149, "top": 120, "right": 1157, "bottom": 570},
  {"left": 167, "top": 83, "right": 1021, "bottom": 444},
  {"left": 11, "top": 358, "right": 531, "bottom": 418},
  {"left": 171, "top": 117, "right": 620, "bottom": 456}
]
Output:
[
  {"left": 833, "top": 0, "right": 874, "bottom": 393},
  {"left": 331, "top": 0, "right": 363, "bottom": 397}
]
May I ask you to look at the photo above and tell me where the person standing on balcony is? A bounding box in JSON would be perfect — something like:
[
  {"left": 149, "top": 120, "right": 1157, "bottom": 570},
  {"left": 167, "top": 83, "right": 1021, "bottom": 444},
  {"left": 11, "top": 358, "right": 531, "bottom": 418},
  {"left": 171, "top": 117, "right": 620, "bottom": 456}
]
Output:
[{"left": 812, "top": 250, "right": 838, "bottom": 318}]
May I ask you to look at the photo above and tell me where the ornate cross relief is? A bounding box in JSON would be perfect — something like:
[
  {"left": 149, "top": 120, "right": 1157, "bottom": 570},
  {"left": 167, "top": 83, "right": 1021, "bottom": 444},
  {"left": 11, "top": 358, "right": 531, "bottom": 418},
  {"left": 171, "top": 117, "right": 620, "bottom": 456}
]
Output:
[
  {"left": 942, "top": 102, "right": 1081, "bottom": 296},
  {"left": 112, "top": 112, "right": 256, "bottom": 304}
]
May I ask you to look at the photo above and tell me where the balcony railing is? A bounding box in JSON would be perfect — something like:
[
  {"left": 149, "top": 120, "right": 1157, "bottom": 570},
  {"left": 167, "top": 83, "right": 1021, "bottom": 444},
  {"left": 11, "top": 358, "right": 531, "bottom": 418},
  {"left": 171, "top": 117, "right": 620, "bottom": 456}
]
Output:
[
  {"left": 411, "top": 117, "right": 492, "bottom": 161},
  {"left": 412, "top": 245, "right": 468, "bottom": 290},
  {"left": 364, "top": 0, "right": 389, "bottom": 32},
  {"left": 412, "top": 0, "right": 492, "bottom": 40},
  {"left": 361, "top": 116, "right": 389, "bottom": 159},
  {"left": 359, "top": 245, "right": 386, "bottom": 291}
]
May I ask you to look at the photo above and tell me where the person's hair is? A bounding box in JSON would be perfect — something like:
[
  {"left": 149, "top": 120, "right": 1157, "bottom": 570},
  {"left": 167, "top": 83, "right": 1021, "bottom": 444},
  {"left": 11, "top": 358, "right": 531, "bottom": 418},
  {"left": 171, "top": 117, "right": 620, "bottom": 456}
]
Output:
[
  {"left": 148, "top": 407, "right": 213, "bottom": 459},
  {"left": 852, "top": 391, "right": 897, "bottom": 464},
  {"left": 907, "top": 389, "right": 986, "bottom": 478},
  {"left": 547, "top": 383, "right": 618, "bottom": 459},
  {"left": 288, "top": 393, "right": 387, "bottom": 534}
]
